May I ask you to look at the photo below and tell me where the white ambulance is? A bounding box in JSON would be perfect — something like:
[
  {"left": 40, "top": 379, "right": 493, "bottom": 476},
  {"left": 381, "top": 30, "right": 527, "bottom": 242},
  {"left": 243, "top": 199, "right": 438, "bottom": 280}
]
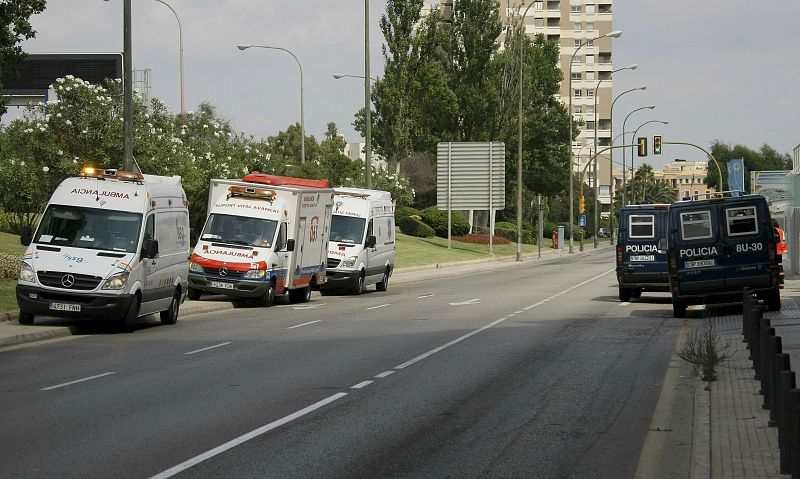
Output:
[
  {"left": 188, "top": 173, "right": 333, "bottom": 306},
  {"left": 16, "top": 167, "right": 190, "bottom": 331},
  {"left": 320, "top": 187, "right": 395, "bottom": 295}
]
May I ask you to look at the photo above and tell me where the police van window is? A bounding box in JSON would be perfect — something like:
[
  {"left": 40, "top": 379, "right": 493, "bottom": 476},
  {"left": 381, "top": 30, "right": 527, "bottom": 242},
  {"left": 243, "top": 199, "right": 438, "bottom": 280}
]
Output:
[
  {"left": 680, "top": 210, "right": 713, "bottom": 240},
  {"left": 629, "top": 215, "right": 655, "bottom": 239},
  {"left": 726, "top": 206, "right": 758, "bottom": 236}
]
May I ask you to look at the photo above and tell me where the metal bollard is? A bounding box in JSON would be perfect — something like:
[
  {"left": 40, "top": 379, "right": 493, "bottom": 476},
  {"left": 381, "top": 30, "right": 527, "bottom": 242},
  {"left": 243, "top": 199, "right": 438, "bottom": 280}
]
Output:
[
  {"left": 768, "top": 347, "right": 786, "bottom": 426},
  {"left": 779, "top": 368, "right": 795, "bottom": 474},
  {"left": 743, "top": 288, "right": 753, "bottom": 339},
  {"left": 751, "top": 305, "right": 764, "bottom": 366},
  {"left": 759, "top": 324, "right": 774, "bottom": 398},
  {"left": 789, "top": 389, "right": 800, "bottom": 479}
]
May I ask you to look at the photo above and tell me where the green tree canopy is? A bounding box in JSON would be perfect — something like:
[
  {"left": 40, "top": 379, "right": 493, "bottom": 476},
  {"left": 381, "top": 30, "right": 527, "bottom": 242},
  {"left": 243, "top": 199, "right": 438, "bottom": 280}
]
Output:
[{"left": 707, "top": 140, "right": 792, "bottom": 192}]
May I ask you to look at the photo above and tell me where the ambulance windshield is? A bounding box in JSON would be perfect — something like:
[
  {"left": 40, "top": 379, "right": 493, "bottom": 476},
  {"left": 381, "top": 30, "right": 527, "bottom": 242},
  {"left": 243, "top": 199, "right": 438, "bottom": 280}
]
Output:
[
  {"left": 331, "top": 215, "right": 365, "bottom": 244},
  {"left": 34, "top": 205, "right": 143, "bottom": 253},
  {"left": 201, "top": 214, "right": 278, "bottom": 248}
]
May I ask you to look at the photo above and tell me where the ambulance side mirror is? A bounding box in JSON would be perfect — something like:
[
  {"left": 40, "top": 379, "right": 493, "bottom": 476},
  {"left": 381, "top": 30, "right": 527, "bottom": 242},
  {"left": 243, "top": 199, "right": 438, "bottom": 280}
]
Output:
[
  {"left": 286, "top": 239, "right": 295, "bottom": 252},
  {"left": 365, "top": 235, "right": 376, "bottom": 248},
  {"left": 657, "top": 237, "right": 668, "bottom": 254},
  {"left": 142, "top": 238, "right": 159, "bottom": 259}
]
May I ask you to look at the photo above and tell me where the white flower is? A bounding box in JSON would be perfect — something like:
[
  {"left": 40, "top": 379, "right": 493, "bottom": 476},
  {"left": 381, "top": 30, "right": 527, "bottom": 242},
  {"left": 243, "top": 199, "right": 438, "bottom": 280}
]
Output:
[
  {"left": 203, "top": 124, "right": 209, "bottom": 129},
  {"left": 73, "top": 159, "right": 78, "bottom": 164},
  {"left": 20, "top": 161, "right": 25, "bottom": 167},
  {"left": 42, "top": 166, "right": 50, "bottom": 172},
  {"left": 56, "top": 112, "right": 62, "bottom": 118},
  {"left": 65, "top": 87, "right": 72, "bottom": 92},
  {"left": 82, "top": 129, "right": 88, "bottom": 134},
  {"left": 57, "top": 150, "right": 64, "bottom": 156},
  {"left": 56, "top": 78, "right": 65, "bottom": 84},
  {"left": 65, "top": 120, "right": 72, "bottom": 125}
]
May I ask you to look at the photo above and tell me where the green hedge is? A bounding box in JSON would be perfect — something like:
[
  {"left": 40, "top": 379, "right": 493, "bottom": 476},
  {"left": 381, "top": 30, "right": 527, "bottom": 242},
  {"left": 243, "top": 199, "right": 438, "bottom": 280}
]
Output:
[
  {"left": 398, "top": 216, "right": 435, "bottom": 238},
  {"left": 395, "top": 205, "right": 420, "bottom": 223},
  {"left": 420, "top": 207, "right": 470, "bottom": 238}
]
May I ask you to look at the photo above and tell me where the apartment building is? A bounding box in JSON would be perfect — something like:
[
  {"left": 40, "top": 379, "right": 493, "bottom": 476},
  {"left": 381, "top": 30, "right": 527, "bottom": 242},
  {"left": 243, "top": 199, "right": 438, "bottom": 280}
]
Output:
[{"left": 654, "top": 159, "right": 714, "bottom": 200}]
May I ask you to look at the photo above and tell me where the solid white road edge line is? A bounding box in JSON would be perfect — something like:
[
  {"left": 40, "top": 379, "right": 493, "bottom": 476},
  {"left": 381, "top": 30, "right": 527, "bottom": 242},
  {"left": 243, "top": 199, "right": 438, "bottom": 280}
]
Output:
[
  {"left": 150, "top": 393, "right": 349, "bottom": 479},
  {"left": 287, "top": 320, "right": 323, "bottom": 330},
  {"left": 394, "top": 269, "right": 614, "bottom": 371},
  {"left": 184, "top": 342, "right": 233, "bottom": 355},
  {"left": 41, "top": 372, "right": 116, "bottom": 391}
]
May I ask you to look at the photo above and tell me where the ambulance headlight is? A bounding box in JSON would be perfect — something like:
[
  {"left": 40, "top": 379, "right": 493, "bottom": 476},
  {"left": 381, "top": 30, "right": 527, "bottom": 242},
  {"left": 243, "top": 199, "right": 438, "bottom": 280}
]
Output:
[
  {"left": 243, "top": 269, "right": 266, "bottom": 279},
  {"left": 102, "top": 271, "right": 129, "bottom": 290},
  {"left": 18, "top": 262, "right": 35, "bottom": 283},
  {"left": 189, "top": 261, "right": 204, "bottom": 273},
  {"left": 340, "top": 256, "right": 358, "bottom": 268}
]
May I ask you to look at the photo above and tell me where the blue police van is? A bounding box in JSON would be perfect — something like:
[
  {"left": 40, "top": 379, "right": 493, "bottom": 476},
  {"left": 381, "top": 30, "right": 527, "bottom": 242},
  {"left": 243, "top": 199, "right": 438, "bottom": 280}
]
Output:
[
  {"left": 664, "top": 194, "right": 781, "bottom": 318},
  {"left": 616, "top": 204, "right": 671, "bottom": 302}
]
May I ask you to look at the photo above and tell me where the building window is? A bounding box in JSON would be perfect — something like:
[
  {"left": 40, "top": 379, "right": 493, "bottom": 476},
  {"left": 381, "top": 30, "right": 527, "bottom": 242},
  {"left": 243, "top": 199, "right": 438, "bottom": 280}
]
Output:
[
  {"left": 587, "top": 89, "right": 594, "bottom": 97},
  {"left": 572, "top": 55, "right": 581, "bottom": 64},
  {"left": 571, "top": 72, "right": 581, "bottom": 80},
  {"left": 534, "top": 1, "right": 543, "bottom": 10},
  {"left": 574, "top": 22, "right": 582, "bottom": 31},
  {"left": 586, "top": 21, "right": 594, "bottom": 30},
  {"left": 571, "top": 5, "right": 581, "bottom": 14},
  {"left": 585, "top": 54, "right": 595, "bottom": 65},
  {"left": 585, "top": 4, "right": 596, "bottom": 14},
  {"left": 574, "top": 39, "right": 582, "bottom": 47},
  {"left": 574, "top": 89, "right": 582, "bottom": 97},
  {"left": 586, "top": 39, "right": 594, "bottom": 47},
  {"left": 585, "top": 121, "right": 595, "bottom": 130},
  {"left": 585, "top": 71, "right": 595, "bottom": 81},
  {"left": 534, "top": 18, "right": 544, "bottom": 27},
  {"left": 574, "top": 105, "right": 582, "bottom": 114}
]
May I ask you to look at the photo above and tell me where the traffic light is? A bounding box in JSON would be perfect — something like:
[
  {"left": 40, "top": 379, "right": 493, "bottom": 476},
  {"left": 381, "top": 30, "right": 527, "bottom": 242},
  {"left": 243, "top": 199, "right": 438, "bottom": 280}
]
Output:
[
  {"left": 653, "top": 135, "right": 662, "bottom": 155},
  {"left": 579, "top": 196, "right": 585, "bottom": 214},
  {"left": 637, "top": 137, "right": 647, "bottom": 157}
]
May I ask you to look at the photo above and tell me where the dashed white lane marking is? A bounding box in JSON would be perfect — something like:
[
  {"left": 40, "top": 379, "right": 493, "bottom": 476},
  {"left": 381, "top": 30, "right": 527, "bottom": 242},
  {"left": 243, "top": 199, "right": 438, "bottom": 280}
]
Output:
[
  {"left": 41, "top": 372, "right": 116, "bottom": 391},
  {"left": 417, "top": 294, "right": 437, "bottom": 299},
  {"left": 293, "top": 303, "right": 326, "bottom": 310},
  {"left": 150, "top": 393, "right": 348, "bottom": 479},
  {"left": 619, "top": 302, "right": 631, "bottom": 306},
  {"left": 184, "top": 342, "right": 233, "bottom": 355},
  {"left": 375, "top": 370, "right": 395, "bottom": 378},
  {"left": 287, "top": 320, "right": 322, "bottom": 330},
  {"left": 367, "top": 304, "right": 392, "bottom": 310},
  {"left": 394, "top": 269, "right": 614, "bottom": 371},
  {"left": 351, "top": 381, "right": 373, "bottom": 389},
  {"left": 448, "top": 298, "right": 481, "bottom": 306}
]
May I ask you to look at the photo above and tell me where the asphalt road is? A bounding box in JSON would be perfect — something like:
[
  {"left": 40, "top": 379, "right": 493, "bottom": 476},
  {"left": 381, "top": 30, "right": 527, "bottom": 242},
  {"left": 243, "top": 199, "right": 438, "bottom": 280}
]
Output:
[{"left": 0, "top": 249, "right": 686, "bottom": 478}]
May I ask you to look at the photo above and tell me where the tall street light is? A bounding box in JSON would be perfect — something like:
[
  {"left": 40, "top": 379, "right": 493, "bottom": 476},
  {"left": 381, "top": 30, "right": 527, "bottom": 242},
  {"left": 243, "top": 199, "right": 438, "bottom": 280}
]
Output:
[
  {"left": 153, "top": 0, "right": 184, "bottom": 114},
  {"left": 364, "top": 0, "right": 372, "bottom": 189},
  {"left": 333, "top": 74, "right": 377, "bottom": 82},
  {"left": 592, "top": 63, "right": 636, "bottom": 247},
  {"left": 568, "top": 29, "right": 622, "bottom": 253},
  {"left": 333, "top": 73, "right": 378, "bottom": 187},
  {"left": 630, "top": 119, "right": 669, "bottom": 203},
  {"left": 104, "top": 0, "right": 134, "bottom": 170},
  {"left": 621, "top": 104, "right": 655, "bottom": 206},
  {"left": 237, "top": 44, "right": 305, "bottom": 164},
  {"left": 608, "top": 84, "right": 645, "bottom": 243}
]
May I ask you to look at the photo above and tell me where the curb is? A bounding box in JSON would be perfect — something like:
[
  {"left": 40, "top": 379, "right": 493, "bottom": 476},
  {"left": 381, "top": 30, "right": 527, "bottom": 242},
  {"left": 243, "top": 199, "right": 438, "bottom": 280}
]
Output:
[
  {"left": 691, "top": 377, "right": 711, "bottom": 479},
  {"left": 0, "top": 326, "right": 72, "bottom": 348}
]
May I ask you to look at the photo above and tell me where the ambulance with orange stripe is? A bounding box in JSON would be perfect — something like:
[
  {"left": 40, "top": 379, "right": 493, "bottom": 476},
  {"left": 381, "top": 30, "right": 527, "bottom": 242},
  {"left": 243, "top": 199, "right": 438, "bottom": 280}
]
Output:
[{"left": 187, "top": 173, "right": 333, "bottom": 306}]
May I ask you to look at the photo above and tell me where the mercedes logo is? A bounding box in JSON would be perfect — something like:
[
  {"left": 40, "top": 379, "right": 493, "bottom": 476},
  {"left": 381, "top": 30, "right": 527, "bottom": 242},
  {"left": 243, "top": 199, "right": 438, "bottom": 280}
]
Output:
[
  {"left": 218, "top": 267, "right": 228, "bottom": 277},
  {"left": 61, "top": 274, "right": 75, "bottom": 288}
]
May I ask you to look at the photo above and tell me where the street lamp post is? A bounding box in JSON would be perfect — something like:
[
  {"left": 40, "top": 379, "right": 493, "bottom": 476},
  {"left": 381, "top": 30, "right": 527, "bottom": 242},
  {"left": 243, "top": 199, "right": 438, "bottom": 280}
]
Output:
[
  {"left": 620, "top": 105, "right": 655, "bottom": 206},
  {"left": 568, "top": 29, "right": 622, "bottom": 253},
  {"left": 153, "top": 0, "right": 184, "bottom": 114},
  {"left": 364, "top": 0, "right": 372, "bottom": 189},
  {"left": 592, "top": 64, "right": 636, "bottom": 247},
  {"left": 333, "top": 72, "right": 378, "bottom": 187},
  {"left": 333, "top": 74, "right": 377, "bottom": 82},
  {"left": 237, "top": 44, "right": 305, "bottom": 164},
  {"left": 629, "top": 120, "right": 669, "bottom": 203},
  {"left": 608, "top": 84, "right": 646, "bottom": 243}
]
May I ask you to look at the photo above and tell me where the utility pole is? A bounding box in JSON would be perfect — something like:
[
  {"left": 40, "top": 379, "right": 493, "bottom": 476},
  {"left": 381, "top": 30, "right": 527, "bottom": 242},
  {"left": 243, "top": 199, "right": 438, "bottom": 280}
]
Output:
[{"left": 123, "top": 0, "right": 134, "bottom": 171}]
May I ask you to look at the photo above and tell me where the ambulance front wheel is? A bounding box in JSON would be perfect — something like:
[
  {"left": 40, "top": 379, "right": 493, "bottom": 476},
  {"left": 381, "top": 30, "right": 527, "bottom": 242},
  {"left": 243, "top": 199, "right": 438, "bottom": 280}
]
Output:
[
  {"left": 187, "top": 288, "right": 202, "bottom": 301},
  {"left": 18, "top": 312, "right": 34, "bottom": 325},
  {"left": 352, "top": 273, "right": 365, "bottom": 295},
  {"left": 259, "top": 280, "right": 275, "bottom": 307}
]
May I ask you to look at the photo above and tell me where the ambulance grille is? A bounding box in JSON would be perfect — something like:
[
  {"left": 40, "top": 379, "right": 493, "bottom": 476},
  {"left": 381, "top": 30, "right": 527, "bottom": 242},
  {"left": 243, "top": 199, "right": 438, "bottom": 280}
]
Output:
[
  {"left": 327, "top": 258, "right": 341, "bottom": 269},
  {"left": 37, "top": 271, "right": 103, "bottom": 290},
  {"left": 204, "top": 267, "right": 245, "bottom": 279}
]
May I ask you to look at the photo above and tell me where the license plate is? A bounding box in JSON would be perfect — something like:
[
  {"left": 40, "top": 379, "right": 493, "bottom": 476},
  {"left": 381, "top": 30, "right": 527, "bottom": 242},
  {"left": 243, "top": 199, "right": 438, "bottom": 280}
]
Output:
[
  {"left": 685, "top": 259, "right": 715, "bottom": 268},
  {"left": 630, "top": 255, "right": 655, "bottom": 262},
  {"left": 50, "top": 302, "right": 81, "bottom": 312},
  {"left": 210, "top": 281, "right": 235, "bottom": 290}
]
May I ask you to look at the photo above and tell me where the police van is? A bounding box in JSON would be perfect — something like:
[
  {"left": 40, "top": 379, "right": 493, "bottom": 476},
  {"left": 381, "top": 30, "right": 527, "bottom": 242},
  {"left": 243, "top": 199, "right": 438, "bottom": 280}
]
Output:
[
  {"left": 16, "top": 167, "right": 189, "bottom": 331},
  {"left": 616, "top": 204, "right": 671, "bottom": 302},
  {"left": 664, "top": 193, "right": 781, "bottom": 317}
]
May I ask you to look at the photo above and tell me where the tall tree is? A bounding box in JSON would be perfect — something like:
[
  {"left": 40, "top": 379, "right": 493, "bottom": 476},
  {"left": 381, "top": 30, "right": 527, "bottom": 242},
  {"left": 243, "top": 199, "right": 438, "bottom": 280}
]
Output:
[
  {"left": 707, "top": 140, "right": 792, "bottom": 192},
  {"left": 0, "top": 0, "right": 46, "bottom": 118}
]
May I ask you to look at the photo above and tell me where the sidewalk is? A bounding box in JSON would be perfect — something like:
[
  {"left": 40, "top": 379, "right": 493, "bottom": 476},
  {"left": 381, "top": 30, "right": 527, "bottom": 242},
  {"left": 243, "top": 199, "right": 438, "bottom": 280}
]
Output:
[{"left": 0, "top": 242, "right": 607, "bottom": 348}]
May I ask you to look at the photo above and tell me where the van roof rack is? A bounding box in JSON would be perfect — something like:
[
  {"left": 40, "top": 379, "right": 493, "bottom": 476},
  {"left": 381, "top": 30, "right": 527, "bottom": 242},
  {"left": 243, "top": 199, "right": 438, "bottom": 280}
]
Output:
[{"left": 685, "top": 190, "right": 749, "bottom": 201}]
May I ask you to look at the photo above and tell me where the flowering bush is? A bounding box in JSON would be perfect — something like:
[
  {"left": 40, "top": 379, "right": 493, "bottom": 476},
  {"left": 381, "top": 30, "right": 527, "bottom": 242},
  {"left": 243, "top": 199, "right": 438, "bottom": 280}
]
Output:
[{"left": 0, "top": 253, "right": 20, "bottom": 280}]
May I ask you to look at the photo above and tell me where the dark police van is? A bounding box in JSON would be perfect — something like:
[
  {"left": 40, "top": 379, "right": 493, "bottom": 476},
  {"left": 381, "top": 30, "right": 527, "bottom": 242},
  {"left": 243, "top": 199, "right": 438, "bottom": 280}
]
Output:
[
  {"left": 664, "top": 194, "right": 781, "bottom": 318},
  {"left": 616, "top": 204, "right": 671, "bottom": 302}
]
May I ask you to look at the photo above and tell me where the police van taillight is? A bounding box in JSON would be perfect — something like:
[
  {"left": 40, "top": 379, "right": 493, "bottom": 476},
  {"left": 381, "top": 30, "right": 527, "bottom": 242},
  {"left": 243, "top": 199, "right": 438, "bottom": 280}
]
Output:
[
  {"left": 616, "top": 245, "right": 623, "bottom": 267},
  {"left": 668, "top": 250, "right": 678, "bottom": 276}
]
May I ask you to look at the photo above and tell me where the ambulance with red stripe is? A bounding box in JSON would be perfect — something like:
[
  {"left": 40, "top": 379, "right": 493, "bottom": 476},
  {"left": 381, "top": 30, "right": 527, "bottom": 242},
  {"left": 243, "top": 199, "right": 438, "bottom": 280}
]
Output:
[{"left": 187, "top": 173, "right": 333, "bottom": 306}]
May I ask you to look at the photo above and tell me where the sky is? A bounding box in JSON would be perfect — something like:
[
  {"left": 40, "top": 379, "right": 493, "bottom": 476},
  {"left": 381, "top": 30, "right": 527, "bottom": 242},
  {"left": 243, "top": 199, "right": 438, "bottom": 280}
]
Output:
[{"left": 6, "top": 0, "right": 800, "bottom": 169}]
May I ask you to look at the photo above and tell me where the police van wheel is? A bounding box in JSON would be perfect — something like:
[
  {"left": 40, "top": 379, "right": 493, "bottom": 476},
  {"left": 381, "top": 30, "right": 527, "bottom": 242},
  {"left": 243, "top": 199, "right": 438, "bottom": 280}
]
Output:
[
  {"left": 376, "top": 270, "right": 389, "bottom": 292},
  {"left": 673, "top": 301, "right": 687, "bottom": 318},
  {"left": 18, "top": 312, "right": 34, "bottom": 325},
  {"left": 188, "top": 288, "right": 202, "bottom": 301},
  {"left": 160, "top": 290, "right": 180, "bottom": 325},
  {"left": 767, "top": 291, "right": 781, "bottom": 312},
  {"left": 259, "top": 281, "right": 275, "bottom": 307},
  {"left": 631, "top": 289, "right": 643, "bottom": 299},
  {"left": 619, "top": 286, "right": 632, "bottom": 302}
]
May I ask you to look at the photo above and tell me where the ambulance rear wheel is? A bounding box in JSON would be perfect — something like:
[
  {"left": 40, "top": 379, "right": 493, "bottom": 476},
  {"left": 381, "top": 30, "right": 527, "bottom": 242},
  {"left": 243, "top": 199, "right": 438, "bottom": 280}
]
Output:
[
  {"left": 160, "top": 289, "right": 180, "bottom": 325},
  {"left": 376, "top": 270, "right": 389, "bottom": 292},
  {"left": 631, "top": 288, "right": 643, "bottom": 299},
  {"left": 188, "top": 288, "right": 202, "bottom": 301},
  {"left": 289, "top": 285, "right": 311, "bottom": 303},
  {"left": 259, "top": 281, "right": 275, "bottom": 307},
  {"left": 673, "top": 301, "right": 687, "bottom": 318},
  {"left": 618, "top": 286, "right": 632, "bottom": 302},
  {"left": 18, "top": 312, "right": 34, "bottom": 325}
]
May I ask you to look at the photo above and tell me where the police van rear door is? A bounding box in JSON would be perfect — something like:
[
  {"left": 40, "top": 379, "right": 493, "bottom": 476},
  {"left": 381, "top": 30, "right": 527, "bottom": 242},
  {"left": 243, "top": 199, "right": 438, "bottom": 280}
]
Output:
[
  {"left": 625, "top": 212, "right": 660, "bottom": 281},
  {"left": 656, "top": 209, "right": 669, "bottom": 281},
  {"left": 675, "top": 206, "right": 724, "bottom": 293},
  {"left": 720, "top": 201, "right": 771, "bottom": 290}
]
